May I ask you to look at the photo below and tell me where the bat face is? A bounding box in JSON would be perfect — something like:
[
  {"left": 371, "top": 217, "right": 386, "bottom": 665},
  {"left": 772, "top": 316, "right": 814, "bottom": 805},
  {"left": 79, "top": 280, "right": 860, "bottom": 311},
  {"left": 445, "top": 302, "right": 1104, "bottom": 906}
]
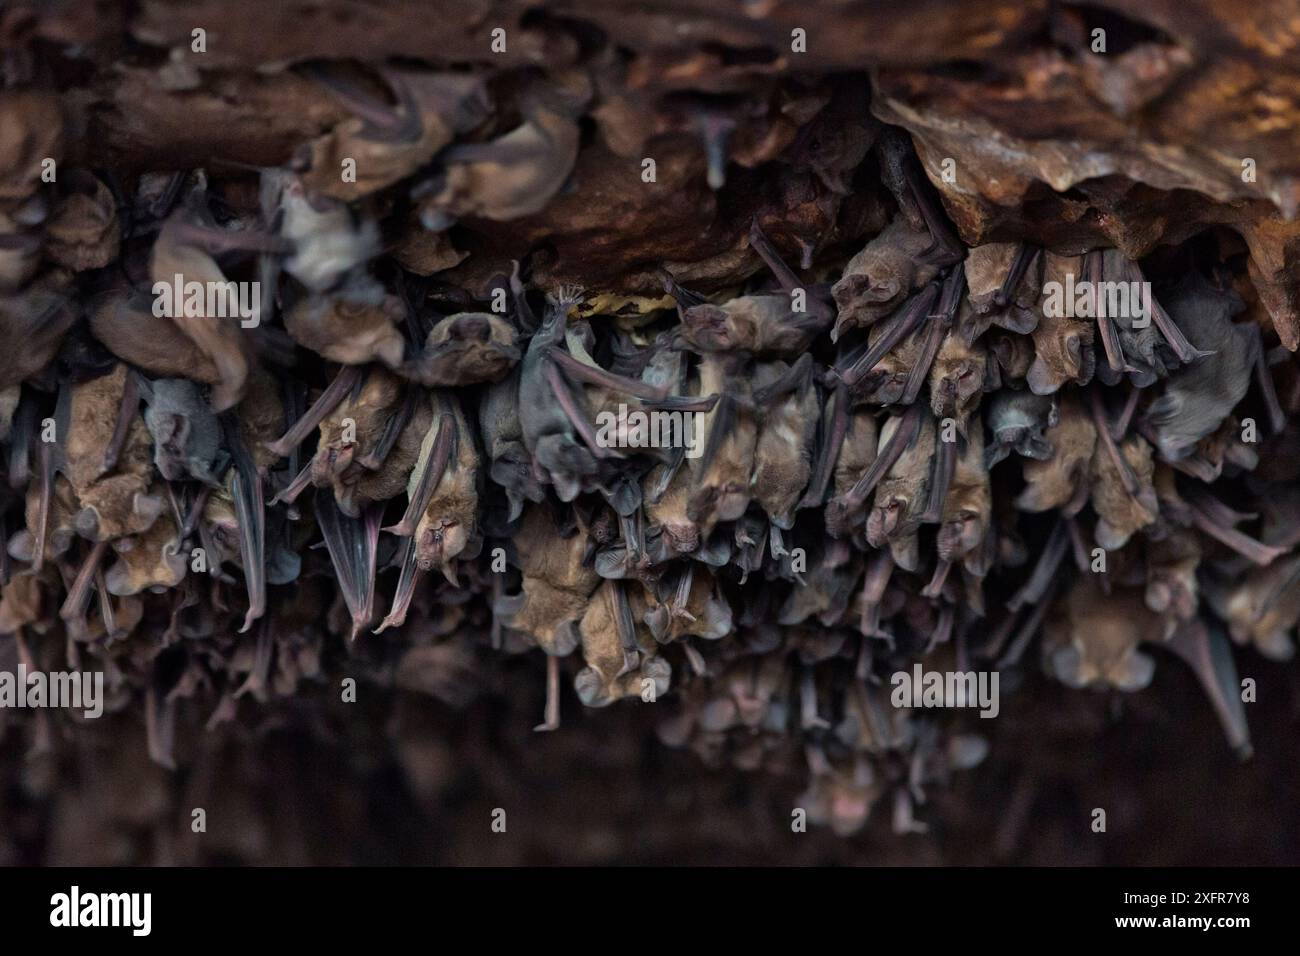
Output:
[
  {"left": 1145, "top": 527, "right": 1201, "bottom": 620},
  {"left": 681, "top": 295, "right": 830, "bottom": 357},
  {"left": 1028, "top": 253, "right": 1094, "bottom": 396},
  {"left": 866, "top": 411, "right": 934, "bottom": 570},
  {"left": 44, "top": 171, "right": 119, "bottom": 273},
  {"left": 314, "top": 369, "right": 406, "bottom": 515},
  {"left": 986, "top": 389, "right": 1057, "bottom": 467},
  {"left": 143, "top": 378, "right": 223, "bottom": 484},
  {"left": 1045, "top": 578, "right": 1163, "bottom": 691},
  {"left": 831, "top": 217, "right": 939, "bottom": 339},
  {"left": 1016, "top": 393, "right": 1096, "bottom": 512},
  {"left": 103, "top": 505, "right": 187, "bottom": 596},
  {"left": 929, "top": 330, "right": 986, "bottom": 424},
  {"left": 413, "top": 393, "right": 479, "bottom": 577},
  {"left": 401, "top": 312, "right": 520, "bottom": 386}
]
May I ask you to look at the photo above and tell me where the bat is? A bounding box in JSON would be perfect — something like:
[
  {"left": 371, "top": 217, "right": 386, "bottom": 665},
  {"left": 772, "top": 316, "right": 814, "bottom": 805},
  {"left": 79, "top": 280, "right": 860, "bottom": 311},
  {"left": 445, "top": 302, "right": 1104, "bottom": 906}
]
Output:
[
  {"left": 1145, "top": 273, "right": 1253, "bottom": 462},
  {"left": 376, "top": 390, "right": 479, "bottom": 629},
  {"left": 1043, "top": 578, "right": 1164, "bottom": 691},
  {"left": 965, "top": 241, "right": 1042, "bottom": 317},
  {"left": 835, "top": 282, "right": 940, "bottom": 388},
  {"left": 1028, "top": 253, "right": 1095, "bottom": 395},
  {"left": 1089, "top": 428, "right": 1159, "bottom": 551},
  {"left": 64, "top": 365, "right": 161, "bottom": 542},
  {"left": 311, "top": 367, "right": 429, "bottom": 516},
  {"left": 574, "top": 579, "right": 671, "bottom": 706},
  {"left": 518, "top": 287, "right": 600, "bottom": 501},
  {"left": 284, "top": 277, "right": 407, "bottom": 368},
  {"left": 831, "top": 217, "right": 943, "bottom": 341},
  {"left": 686, "top": 353, "right": 756, "bottom": 539},
  {"left": 142, "top": 377, "right": 224, "bottom": 485},
  {"left": 875, "top": 127, "right": 963, "bottom": 267},
  {"left": 420, "top": 77, "right": 584, "bottom": 224},
  {"left": 935, "top": 418, "right": 991, "bottom": 572},
  {"left": 1016, "top": 392, "right": 1096, "bottom": 514},
  {"left": 103, "top": 505, "right": 187, "bottom": 597},
  {"left": 399, "top": 311, "right": 520, "bottom": 386},
  {"left": 297, "top": 66, "right": 488, "bottom": 199},
  {"left": 752, "top": 353, "right": 819, "bottom": 532},
  {"left": 150, "top": 205, "right": 272, "bottom": 412},
  {"left": 866, "top": 408, "right": 936, "bottom": 571},
  {"left": 985, "top": 388, "right": 1057, "bottom": 468},
  {"left": 827, "top": 404, "right": 919, "bottom": 538},
  {"left": 89, "top": 288, "right": 223, "bottom": 385}
]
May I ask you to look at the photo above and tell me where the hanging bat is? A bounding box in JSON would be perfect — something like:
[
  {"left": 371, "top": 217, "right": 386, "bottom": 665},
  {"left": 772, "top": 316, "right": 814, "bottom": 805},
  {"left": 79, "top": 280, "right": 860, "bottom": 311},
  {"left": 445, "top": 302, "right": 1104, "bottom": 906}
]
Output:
[
  {"left": 276, "top": 173, "right": 379, "bottom": 292},
  {"left": 1028, "top": 253, "right": 1095, "bottom": 395},
  {"left": 985, "top": 388, "right": 1057, "bottom": 468},
  {"left": 964, "top": 242, "right": 1042, "bottom": 324},
  {"left": 519, "top": 287, "right": 601, "bottom": 501},
  {"left": 1044, "top": 578, "right": 1166, "bottom": 691},
  {"left": 642, "top": 564, "right": 733, "bottom": 646},
  {"left": 574, "top": 579, "right": 671, "bottom": 707},
  {"left": 928, "top": 300, "right": 987, "bottom": 426},
  {"left": 311, "top": 367, "right": 428, "bottom": 516},
  {"left": 479, "top": 367, "right": 544, "bottom": 523},
  {"left": 493, "top": 505, "right": 601, "bottom": 729},
  {"left": 89, "top": 288, "right": 223, "bottom": 385},
  {"left": 831, "top": 217, "right": 944, "bottom": 341},
  {"left": 752, "top": 353, "right": 819, "bottom": 535},
  {"left": 142, "top": 377, "right": 225, "bottom": 485},
  {"left": 1090, "top": 428, "right": 1159, "bottom": 551},
  {"left": 376, "top": 390, "right": 479, "bottom": 630},
  {"left": 150, "top": 201, "right": 281, "bottom": 411},
  {"left": 1207, "top": 553, "right": 1300, "bottom": 661},
  {"left": 936, "top": 418, "right": 991, "bottom": 572},
  {"left": 866, "top": 408, "right": 936, "bottom": 571},
  {"left": 419, "top": 76, "right": 585, "bottom": 225},
  {"left": 64, "top": 364, "right": 161, "bottom": 542},
  {"left": 103, "top": 503, "right": 187, "bottom": 597},
  {"left": 875, "top": 126, "right": 963, "bottom": 267},
  {"left": 296, "top": 65, "right": 488, "bottom": 201},
  {"left": 1144, "top": 526, "right": 1201, "bottom": 620},
  {"left": 1145, "top": 273, "right": 1253, "bottom": 462},
  {"left": 398, "top": 311, "right": 520, "bottom": 386},
  {"left": 687, "top": 352, "right": 756, "bottom": 539},
  {"left": 1016, "top": 392, "right": 1096, "bottom": 513}
]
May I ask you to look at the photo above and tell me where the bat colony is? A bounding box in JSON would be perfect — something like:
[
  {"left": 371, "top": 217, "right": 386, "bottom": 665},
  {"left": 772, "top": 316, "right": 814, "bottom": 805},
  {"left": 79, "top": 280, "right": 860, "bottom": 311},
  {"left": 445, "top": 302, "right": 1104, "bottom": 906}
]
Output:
[{"left": 2, "top": 30, "right": 1298, "bottom": 837}]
